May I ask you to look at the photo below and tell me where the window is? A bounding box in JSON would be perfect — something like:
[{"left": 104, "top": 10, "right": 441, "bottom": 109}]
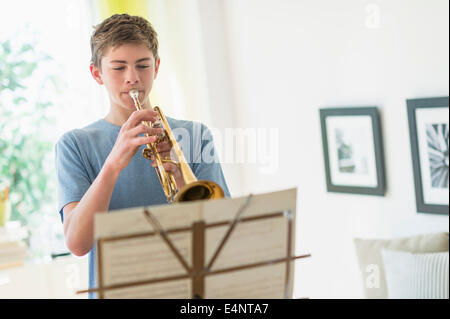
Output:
[{"left": 0, "top": 0, "right": 108, "bottom": 262}]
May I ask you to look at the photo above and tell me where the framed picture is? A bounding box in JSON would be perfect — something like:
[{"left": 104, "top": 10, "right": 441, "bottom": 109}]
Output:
[
  {"left": 407, "top": 97, "right": 449, "bottom": 215},
  {"left": 320, "top": 107, "right": 386, "bottom": 196}
]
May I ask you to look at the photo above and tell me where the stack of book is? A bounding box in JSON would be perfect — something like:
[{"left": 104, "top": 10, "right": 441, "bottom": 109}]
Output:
[{"left": 0, "top": 221, "right": 28, "bottom": 270}]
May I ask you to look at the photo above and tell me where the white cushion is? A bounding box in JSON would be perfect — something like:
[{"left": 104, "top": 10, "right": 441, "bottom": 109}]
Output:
[
  {"left": 381, "top": 249, "right": 449, "bottom": 299},
  {"left": 354, "top": 232, "right": 449, "bottom": 298}
]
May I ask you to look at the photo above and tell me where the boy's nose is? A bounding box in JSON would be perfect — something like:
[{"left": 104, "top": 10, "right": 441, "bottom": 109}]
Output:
[{"left": 125, "top": 68, "right": 140, "bottom": 84}]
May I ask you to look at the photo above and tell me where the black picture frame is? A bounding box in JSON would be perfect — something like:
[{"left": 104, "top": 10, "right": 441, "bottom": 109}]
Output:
[
  {"left": 319, "top": 107, "right": 386, "bottom": 196},
  {"left": 406, "top": 97, "right": 449, "bottom": 215}
]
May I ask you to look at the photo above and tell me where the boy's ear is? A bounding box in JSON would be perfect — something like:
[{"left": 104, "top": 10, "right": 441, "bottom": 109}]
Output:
[
  {"left": 90, "top": 64, "right": 104, "bottom": 85},
  {"left": 154, "top": 58, "right": 161, "bottom": 79}
]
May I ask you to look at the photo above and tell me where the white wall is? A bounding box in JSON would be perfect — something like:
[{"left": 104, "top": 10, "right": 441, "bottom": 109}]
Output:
[{"left": 198, "top": 0, "right": 449, "bottom": 298}]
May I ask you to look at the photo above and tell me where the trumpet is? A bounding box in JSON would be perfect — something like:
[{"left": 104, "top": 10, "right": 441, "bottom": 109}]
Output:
[{"left": 129, "top": 90, "right": 225, "bottom": 203}]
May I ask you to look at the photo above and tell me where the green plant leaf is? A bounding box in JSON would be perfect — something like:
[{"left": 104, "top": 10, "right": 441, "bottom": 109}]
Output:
[
  {"left": 1, "top": 35, "right": 58, "bottom": 228},
  {"left": 2, "top": 40, "right": 11, "bottom": 54},
  {"left": 20, "top": 43, "right": 34, "bottom": 53}
]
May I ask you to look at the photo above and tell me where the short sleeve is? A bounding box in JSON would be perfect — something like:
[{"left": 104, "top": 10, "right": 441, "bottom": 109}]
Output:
[
  {"left": 55, "top": 132, "right": 92, "bottom": 223},
  {"left": 192, "top": 124, "right": 231, "bottom": 197}
]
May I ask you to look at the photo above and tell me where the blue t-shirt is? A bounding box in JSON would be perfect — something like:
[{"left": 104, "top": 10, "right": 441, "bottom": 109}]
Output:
[{"left": 55, "top": 117, "right": 230, "bottom": 298}]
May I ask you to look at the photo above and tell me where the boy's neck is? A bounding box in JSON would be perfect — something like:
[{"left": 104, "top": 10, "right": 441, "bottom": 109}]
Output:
[{"left": 104, "top": 100, "right": 153, "bottom": 126}]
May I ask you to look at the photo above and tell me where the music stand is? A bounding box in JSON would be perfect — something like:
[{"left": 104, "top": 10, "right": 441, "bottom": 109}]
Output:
[{"left": 77, "top": 188, "right": 310, "bottom": 298}]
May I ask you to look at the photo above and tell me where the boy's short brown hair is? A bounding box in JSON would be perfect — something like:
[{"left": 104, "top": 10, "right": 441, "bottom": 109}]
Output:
[{"left": 90, "top": 14, "right": 159, "bottom": 69}]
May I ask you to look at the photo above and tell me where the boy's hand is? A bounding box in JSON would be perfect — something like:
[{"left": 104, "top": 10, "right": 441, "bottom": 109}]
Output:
[
  {"left": 151, "top": 141, "right": 186, "bottom": 189},
  {"left": 104, "top": 109, "right": 163, "bottom": 173}
]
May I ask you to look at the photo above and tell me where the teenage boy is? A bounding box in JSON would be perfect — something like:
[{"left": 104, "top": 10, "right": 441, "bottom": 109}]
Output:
[{"left": 55, "top": 14, "right": 230, "bottom": 298}]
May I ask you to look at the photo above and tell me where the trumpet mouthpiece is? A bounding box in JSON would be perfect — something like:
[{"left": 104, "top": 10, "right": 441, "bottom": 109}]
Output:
[{"left": 129, "top": 89, "right": 139, "bottom": 99}]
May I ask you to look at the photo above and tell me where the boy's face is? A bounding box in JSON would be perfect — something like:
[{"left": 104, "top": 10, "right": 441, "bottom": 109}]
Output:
[{"left": 90, "top": 43, "right": 160, "bottom": 112}]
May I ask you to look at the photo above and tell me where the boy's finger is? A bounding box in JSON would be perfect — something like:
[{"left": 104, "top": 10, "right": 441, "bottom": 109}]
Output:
[
  {"left": 135, "top": 135, "right": 158, "bottom": 146},
  {"left": 129, "top": 123, "right": 163, "bottom": 137},
  {"left": 150, "top": 151, "right": 172, "bottom": 162},
  {"left": 151, "top": 161, "right": 178, "bottom": 173},
  {"left": 156, "top": 141, "right": 172, "bottom": 152},
  {"left": 127, "top": 109, "right": 159, "bottom": 128}
]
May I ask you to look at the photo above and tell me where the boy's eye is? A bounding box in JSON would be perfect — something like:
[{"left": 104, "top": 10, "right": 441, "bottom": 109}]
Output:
[{"left": 112, "top": 65, "right": 149, "bottom": 71}]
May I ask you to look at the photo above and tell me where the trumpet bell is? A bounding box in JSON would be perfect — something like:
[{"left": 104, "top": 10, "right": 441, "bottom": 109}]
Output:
[{"left": 175, "top": 180, "right": 225, "bottom": 202}]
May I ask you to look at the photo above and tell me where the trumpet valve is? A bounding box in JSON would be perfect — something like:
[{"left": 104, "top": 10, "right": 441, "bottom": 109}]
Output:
[{"left": 142, "top": 148, "right": 153, "bottom": 160}]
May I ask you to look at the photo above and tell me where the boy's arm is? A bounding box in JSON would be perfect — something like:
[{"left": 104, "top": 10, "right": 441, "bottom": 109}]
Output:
[
  {"left": 63, "top": 161, "right": 120, "bottom": 256},
  {"left": 62, "top": 109, "right": 161, "bottom": 256}
]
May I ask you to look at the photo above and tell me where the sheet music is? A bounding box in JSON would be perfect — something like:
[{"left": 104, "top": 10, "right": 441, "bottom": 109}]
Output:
[
  {"left": 94, "top": 202, "right": 201, "bottom": 239},
  {"left": 103, "top": 279, "right": 191, "bottom": 299},
  {"left": 205, "top": 216, "right": 287, "bottom": 271},
  {"left": 92, "top": 188, "right": 297, "bottom": 299},
  {"left": 100, "top": 232, "right": 191, "bottom": 286},
  {"left": 205, "top": 264, "right": 286, "bottom": 298}
]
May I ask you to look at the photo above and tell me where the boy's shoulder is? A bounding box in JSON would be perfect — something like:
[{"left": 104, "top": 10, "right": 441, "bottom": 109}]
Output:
[
  {"left": 166, "top": 116, "right": 207, "bottom": 131},
  {"left": 166, "top": 116, "right": 214, "bottom": 140}
]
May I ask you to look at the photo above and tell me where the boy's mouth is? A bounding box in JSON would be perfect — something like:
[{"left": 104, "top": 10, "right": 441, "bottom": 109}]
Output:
[
  {"left": 123, "top": 90, "right": 143, "bottom": 94},
  {"left": 123, "top": 90, "right": 144, "bottom": 108},
  {"left": 122, "top": 90, "right": 144, "bottom": 101}
]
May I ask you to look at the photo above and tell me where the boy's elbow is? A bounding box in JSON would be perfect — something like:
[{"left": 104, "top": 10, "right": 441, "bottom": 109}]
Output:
[
  {"left": 69, "top": 246, "right": 89, "bottom": 257},
  {"left": 65, "top": 234, "right": 90, "bottom": 257},
  {"left": 63, "top": 206, "right": 91, "bottom": 257}
]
